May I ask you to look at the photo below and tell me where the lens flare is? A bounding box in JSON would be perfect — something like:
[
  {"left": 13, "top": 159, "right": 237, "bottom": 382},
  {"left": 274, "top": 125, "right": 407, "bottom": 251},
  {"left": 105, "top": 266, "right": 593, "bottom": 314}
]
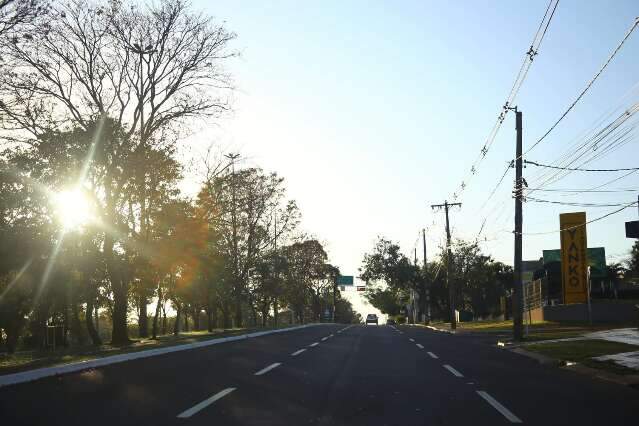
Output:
[{"left": 54, "top": 189, "right": 93, "bottom": 230}]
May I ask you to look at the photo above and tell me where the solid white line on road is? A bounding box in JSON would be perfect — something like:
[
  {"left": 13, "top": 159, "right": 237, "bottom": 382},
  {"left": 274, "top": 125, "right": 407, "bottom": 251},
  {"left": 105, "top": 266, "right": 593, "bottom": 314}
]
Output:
[
  {"left": 177, "top": 388, "right": 236, "bottom": 418},
  {"left": 427, "top": 352, "right": 438, "bottom": 359},
  {"left": 416, "top": 343, "right": 424, "bottom": 349},
  {"left": 309, "top": 342, "right": 319, "bottom": 347},
  {"left": 321, "top": 337, "right": 328, "bottom": 341},
  {"left": 254, "top": 363, "right": 282, "bottom": 376},
  {"left": 409, "top": 338, "right": 415, "bottom": 342},
  {"left": 476, "top": 391, "right": 522, "bottom": 423},
  {"left": 291, "top": 349, "right": 306, "bottom": 356},
  {"left": 443, "top": 364, "right": 464, "bottom": 378}
]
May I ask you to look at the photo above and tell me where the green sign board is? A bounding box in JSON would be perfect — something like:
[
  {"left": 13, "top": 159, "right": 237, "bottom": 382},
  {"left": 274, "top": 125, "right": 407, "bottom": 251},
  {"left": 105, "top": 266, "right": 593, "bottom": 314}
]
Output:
[
  {"left": 542, "top": 247, "right": 606, "bottom": 279},
  {"left": 337, "top": 275, "right": 354, "bottom": 285}
]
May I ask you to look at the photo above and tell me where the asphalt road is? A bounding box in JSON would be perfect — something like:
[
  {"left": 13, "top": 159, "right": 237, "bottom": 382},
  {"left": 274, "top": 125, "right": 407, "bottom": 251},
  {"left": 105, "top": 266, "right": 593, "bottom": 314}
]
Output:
[{"left": 1, "top": 324, "right": 638, "bottom": 425}]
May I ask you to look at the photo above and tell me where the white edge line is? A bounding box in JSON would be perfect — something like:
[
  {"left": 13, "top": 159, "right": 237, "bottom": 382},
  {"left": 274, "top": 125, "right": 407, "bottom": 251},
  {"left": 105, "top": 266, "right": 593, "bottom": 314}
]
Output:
[
  {"left": 0, "top": 324, "right": 322, "bottom": 388},
  {"left": 291, "top": 349, "right": 306, "bottom": 356},
  {"left": 443, "top": 364, "right": 464, "bottom": 377},
  {"left": 254, "top": 362, "right": 282, "bottom": 376},
  {"left": 427, "top": 351, "right": 438, "bottom": 359},
  {"left": 177, "top": 387, "right": 236, "bottom": 418},
  {"left": 416, "top": 343, "right": 424, "bottom": 349},
  {"left": 476, "top": 391, "right": 522, "bottom": 423}
]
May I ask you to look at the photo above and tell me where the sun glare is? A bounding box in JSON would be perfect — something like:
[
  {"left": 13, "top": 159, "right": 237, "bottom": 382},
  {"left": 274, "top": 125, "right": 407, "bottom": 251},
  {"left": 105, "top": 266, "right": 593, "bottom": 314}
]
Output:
[{"left": 54, "top": 189, "right": 93, "bottom": 230}]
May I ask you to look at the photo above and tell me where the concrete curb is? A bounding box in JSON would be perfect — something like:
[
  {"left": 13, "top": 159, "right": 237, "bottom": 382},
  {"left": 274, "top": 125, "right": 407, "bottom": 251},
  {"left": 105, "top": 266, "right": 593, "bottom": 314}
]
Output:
[
  {"left": 509, "top": 347, "right": 559, "bottom": 366},
  {"left": 0, "top": 323, "right": 323, "bottom": 388}
]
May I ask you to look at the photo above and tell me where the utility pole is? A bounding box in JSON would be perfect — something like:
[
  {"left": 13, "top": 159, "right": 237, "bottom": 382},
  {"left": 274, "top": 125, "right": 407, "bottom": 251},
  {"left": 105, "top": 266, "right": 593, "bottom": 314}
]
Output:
[
  {"left": 224, "top": 153, "right": 241, "bottom": 327},
  {"left": 431, "top": 201, "right": 461, "bottom": 330},
  {"left": 512, "top": 109, "right": 524, "bottom": 341},
  {"left": 423, "top": 228, "right": 430, "bottom": 323},
  {"left": 273, "top": 213, "right": 279, "bottom": 326}
]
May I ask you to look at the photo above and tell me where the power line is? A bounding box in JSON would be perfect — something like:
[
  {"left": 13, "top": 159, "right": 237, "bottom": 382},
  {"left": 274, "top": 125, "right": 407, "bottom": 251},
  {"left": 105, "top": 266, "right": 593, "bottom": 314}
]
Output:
[
  {"left": 518, "top": 200, "right": 638, "bottom": 235},
  {"left": 526, "top": 196, "right": 634, "bottom": 207},
  {"left": 524, "top": 159, "right": 639, "bottom": 172},
  {"left": 524, "top": 17, "right": 639, "bottom": 156},
  {"left": 448, "top": 0, "right": 560, "bottom": 202},
  {"left": 525, "top": 187, "right": 638, "bottom": 193}
]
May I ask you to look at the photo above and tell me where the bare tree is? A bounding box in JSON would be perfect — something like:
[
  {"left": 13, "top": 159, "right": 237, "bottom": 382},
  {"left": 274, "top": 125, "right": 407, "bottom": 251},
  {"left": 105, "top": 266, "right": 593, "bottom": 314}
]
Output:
[
  {"left": 0, "top": 0, "right": 46, "bottom": 39},
  {"left": 0, "top": 0, "right": 236, "bottom": 344}
]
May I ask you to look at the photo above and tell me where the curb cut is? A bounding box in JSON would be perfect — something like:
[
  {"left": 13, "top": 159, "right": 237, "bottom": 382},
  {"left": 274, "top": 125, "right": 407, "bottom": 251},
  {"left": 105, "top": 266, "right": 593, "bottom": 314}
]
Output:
[{"left": 0, "top": 323, "right": 324, "bottom": 388}]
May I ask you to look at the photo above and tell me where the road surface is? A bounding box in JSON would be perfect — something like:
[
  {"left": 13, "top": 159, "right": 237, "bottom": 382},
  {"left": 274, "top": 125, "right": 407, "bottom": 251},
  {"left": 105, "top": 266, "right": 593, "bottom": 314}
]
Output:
[{"left": 1, "top": 324, "right": 638, "bottom": 425}]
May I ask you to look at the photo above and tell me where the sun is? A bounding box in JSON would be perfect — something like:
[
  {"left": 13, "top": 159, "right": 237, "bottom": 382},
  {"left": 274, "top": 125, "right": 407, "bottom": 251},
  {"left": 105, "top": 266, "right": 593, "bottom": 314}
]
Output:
[{"left": 53, "top": 189, "right": 94, "bottom": 231}]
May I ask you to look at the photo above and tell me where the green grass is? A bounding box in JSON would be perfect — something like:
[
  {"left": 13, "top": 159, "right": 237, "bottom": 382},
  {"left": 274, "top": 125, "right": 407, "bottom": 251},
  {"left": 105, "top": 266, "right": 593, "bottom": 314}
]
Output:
[
  {"left": 430, "top": 320, "right": 635, "bottom": 342},
  {"left": 0, "top": 324, "right": 300, "bottom": 375},
  {"left": 525, "top": 339, "right": 639, "bottom": 375}
]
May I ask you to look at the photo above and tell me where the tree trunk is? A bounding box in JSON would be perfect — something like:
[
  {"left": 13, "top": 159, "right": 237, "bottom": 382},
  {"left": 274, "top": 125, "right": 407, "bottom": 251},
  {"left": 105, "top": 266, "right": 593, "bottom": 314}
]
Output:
[
  {"left": 183, "top": 310, "right": 189, "bottom": 332},
  {"left": 192, "top": 306, "right": 200, "bottom": 331},
  {"left": 95, "top": 303, "right": 99, "bottom": 335},
  {"left": 105, "top": 230, "right": 130, "bottom": 345},
  {"left": 273, "top": 298, "right": 278, "bottom": 326},
  {"left": 71, "top": 297, "right": 86, "bottom": 345},
  {"left": 222, "top": 305, "right": 231, "bottom": 329},
  {"left": 206, "top": 307, "right": 213, "bottom": 332},
  {"left": 151, "top": 283, "right": 162, "bottom": 339},
  {"left": 173, "top": 303, "right": 181, "bottom": 336},
  {"left": 161, "top": 301, "right": 167, "bottom": 335},
  {"left": 138, "top": 293, "right": 149, "bottom": 338},
  {"left": 85, "top": 295, "right": 102, "bottom": 345},
  {"left": 111, "top": 282, "right": 130, "bottom": 345},
  {"left": 234, "top": 295, "right": 243, "bottom": 328}
]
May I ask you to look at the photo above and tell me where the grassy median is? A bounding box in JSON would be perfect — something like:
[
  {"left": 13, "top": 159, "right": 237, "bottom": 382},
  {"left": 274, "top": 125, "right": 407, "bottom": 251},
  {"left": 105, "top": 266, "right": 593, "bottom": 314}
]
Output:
[{"left": 0, "top": 325, "right": 299, "bottom": 375}]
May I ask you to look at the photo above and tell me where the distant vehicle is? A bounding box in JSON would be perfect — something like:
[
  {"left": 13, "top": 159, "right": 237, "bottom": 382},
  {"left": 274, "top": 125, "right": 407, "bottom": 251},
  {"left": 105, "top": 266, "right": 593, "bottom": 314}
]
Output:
[
  {"left": 386, "top": 318, "right": 396, "bottom": 325},
  {"left": 365, "top": 314, "right": 378, "bottom": 325}
]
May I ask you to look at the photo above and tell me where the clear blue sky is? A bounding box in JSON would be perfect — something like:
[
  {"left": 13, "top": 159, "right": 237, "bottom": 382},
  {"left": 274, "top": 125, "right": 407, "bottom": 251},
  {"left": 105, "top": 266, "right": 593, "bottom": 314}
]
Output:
[{"left": 187, "top": 1, "right": 639, "bottom": 281}]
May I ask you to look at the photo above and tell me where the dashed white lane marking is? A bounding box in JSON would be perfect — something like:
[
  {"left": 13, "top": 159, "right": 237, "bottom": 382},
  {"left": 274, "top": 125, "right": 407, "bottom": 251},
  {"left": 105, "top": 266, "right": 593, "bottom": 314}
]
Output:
[
  {"left": 427, "top": 351, "right": 438, "bottom": 359},
  {"left": 291, "top": 349, "right": 306, "bottom": 356},
  {"left": 476, "top": 391, "right": 522, "bottom": 423},
  {"left": 443, "top": 364, "right": 464, "bottom": 378},
  {"left": 309, "top": 342, "right": 319, "bottom": 347},
  {"left": 329, "top": 334, "right": 334, "bottom": 337},
  {"left": 254, "top": 363, "right": 281, "bottom": 376},
  {"left": 321, "top": 337, "right": 328, "bottom": 341},
  {"left": 409, "top": 338, "right": 415, "bottom": 342},
  {"left": 399, "top": 331, "right": 404, "bottom": 334},
  {"left": 177, "top": 388, "right": 236, "bottom": 418},
  {"left": 416, "top": 343, "right": 424, "bottom": 349}
]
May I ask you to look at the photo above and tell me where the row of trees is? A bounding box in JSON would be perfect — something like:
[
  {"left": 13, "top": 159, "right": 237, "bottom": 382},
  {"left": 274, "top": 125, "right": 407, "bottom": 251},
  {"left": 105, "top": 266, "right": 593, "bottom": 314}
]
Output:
[
  {"left": 0, "top": 0, "right": 358, "bottom": 354},
  {"left": 360, "top": 237, "right": 513, "bottom": 322},
  {"left": 361, "top": 236, "right": 639, "bottom": 322}
]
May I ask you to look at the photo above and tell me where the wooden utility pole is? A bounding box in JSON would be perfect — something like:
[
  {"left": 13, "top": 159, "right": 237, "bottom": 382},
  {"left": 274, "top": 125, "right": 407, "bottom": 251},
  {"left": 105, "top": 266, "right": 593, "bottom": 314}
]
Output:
[
  {"left": 431, "top": 201, "right": 461, "bottom": 330},
  {"left": 513, "top": 109, "right": 524, "bottom": 341},
  {"left": 423, "top": 228, "right": 430, "bottom": 323}
]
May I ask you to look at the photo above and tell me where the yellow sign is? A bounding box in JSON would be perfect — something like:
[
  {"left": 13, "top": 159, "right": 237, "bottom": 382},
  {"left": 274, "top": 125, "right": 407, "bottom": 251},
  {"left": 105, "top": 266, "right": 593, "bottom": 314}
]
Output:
[{"left": 560, "top": 212, "right": 588, "bottom": 304}]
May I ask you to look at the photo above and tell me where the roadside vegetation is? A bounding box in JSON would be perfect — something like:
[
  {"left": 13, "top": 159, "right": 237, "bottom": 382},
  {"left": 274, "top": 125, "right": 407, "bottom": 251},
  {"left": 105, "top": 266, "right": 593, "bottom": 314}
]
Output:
[
  {"left": 0, "top": 0, "right": 360, "bottom": 365},
  {"left": 525, "top": 339, "right": 639, "bottom": 375}
]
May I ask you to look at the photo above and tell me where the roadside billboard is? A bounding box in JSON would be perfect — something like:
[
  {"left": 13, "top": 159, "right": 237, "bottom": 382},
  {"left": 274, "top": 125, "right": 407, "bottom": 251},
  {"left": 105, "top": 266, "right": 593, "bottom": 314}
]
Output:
[
  {"left": 542, "top": 247, "right": 606, "bottom": 279},
  {"left": 559, "top": 212, "right": 588, "bottom": 304}
]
